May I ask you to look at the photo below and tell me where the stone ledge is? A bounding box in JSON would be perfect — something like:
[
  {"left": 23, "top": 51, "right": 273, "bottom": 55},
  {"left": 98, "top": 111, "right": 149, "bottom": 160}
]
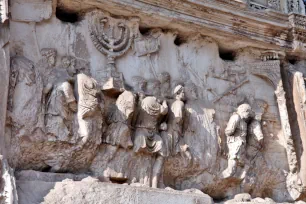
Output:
[
  {"left": 17, "top": 179, "right": 214, "bottom": 204},
  {"left": 15, "top": 170, "right": 89, "bottom": 182},
  {"left": 57, "top": 0, "right": 289, "bottom": 51}
]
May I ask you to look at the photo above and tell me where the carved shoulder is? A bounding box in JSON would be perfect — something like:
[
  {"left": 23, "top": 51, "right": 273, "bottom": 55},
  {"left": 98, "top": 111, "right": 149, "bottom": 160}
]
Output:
[{"left": 225, "top": 113, "right": 240, "bottom": 136}]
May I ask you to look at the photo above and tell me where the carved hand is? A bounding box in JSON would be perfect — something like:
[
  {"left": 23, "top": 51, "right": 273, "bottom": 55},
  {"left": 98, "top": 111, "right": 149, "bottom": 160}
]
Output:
[
  {"left": 69, "top": 101, "right": 77, "bottom": 112},
  {"left": 258, "top": 138, "right": 264, "bottom": 150},
  {"left": 43, "top": 83, "right": 53, "bottom": 94},
  {"left": 160, "top": 100, "right": 168, "bottom": 115},
  {"left": 159, "top": 122, "right": 167, "bottom": 131}
]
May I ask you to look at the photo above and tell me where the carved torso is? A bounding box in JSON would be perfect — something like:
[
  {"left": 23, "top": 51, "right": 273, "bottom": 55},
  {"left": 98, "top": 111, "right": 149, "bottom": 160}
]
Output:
[
  {"left": 135, "top": 96, "right": 164, "bottom": 131},
  {"left": 247, "top": 119, "right": 263, "bottom": 149},
  {"left": 168, "top": 99, "right": 185, "bottom": 133},
  {"left": 77, "top": 73, "right": 99, "bottom": 118},
  {"left": 225, "top": 113, "right": 247, "bottom": 144},
  {"left": 46, "top": 69, "right": 75, "bottom": 119}
]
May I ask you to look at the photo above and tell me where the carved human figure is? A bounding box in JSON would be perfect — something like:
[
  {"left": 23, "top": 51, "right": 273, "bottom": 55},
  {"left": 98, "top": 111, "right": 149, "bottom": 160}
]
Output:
[
  {"left": 37, "top": 49, "right": 57, "bottom": 82},
  {"left": 165, "top": 85, "right": 191, "bottom": 160},
  {"left": 158, "top": 72, "right": 171, "bottom": 98},
  {"left": 61, "top": 56, "right": 77, "bottom": 76},
  {"left": 247, "top": 114, "right": 264, "bottom": 160},
  {"left": 184, "top": 81, "right": 198, "bottom": 101},
  {"left": 42, "top": 48, "right": 56, "bottom": 66},
  {"left": 44, "top": 82, "right": 76, "bottom": 141},
  {"left": 133, "top": 95, "right": 168, "bottom": 188},
  {"left": 8, "top": 57, "right": 39, "bottom": 134},
  {"left": 45, "top": 73, "right": 103, "bottom": 172},
  {"left": 183, "top": 82, "right": 201, "bottom": 134},
  {"left": 77, "top": 73, "right": 103, "bottom": 145},
  {"left": 103, "top": 90, "right": 136, "bottom": 149},
  {"left": 247, "top": 100, "right": 267, "bottom": 161},
  {"left": 132, "top": 76, "right": 147, "bottom": 94},
  {"left": 130, "top": 76, "right": 147, "bottom": 124},
  {"left": 222, "top": 103, "right": 253, "bottom": 178},
  {"left": 146, "top": 79, "right": 161, "bottom": 97},
  {"left": 44, "top": 57, "right": 77, "bottom": 141},
  {"left": 34, "top": 49, "right": 58, "bottom": 130},
  {"left": 182, "top": 81, "right": 219, "bottom": 172}
]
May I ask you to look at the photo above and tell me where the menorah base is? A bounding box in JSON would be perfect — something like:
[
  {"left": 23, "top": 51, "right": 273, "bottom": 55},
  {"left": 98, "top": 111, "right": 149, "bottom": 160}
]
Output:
[{"left": 102, "top": 75, "right": 125, "bottom": 96}]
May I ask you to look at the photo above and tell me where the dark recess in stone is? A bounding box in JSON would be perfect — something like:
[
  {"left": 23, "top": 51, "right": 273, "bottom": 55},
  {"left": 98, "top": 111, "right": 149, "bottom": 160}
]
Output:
[
  {"left": 56, "top": 7, "right": 79, "bottom": 23},
  {"left": 139, "top": 26, "right": 151, "bottom": 36},
  {"left": 174, "top": 35, "right": 187, "bottom": 46},
  {"left": 289, "top": 59, "right": 298, "bottom": 65},
  {"left": 41, "top": 166, "right": 52, "bottom": 172},
  {"left": 219, "top": 49, "right": 236, "bottom": 61}
]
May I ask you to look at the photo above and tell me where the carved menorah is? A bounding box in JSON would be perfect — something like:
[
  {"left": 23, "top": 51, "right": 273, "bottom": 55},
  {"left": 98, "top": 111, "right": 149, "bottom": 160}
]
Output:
[{"left": 89, "top": 11, "right": 136, "bottom": 95}]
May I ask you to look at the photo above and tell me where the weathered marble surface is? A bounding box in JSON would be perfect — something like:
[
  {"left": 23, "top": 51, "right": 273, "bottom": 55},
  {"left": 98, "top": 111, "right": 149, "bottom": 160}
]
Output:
[
  {"left": 0, "top": 23, "right": 9, "bottom": 158},
  {"left": 3, "top": 0, "right": 306, "bottom": 203},
  {"left": 0, "top": 157, "right": 17, "bottom": 204},
  {"left": 16, "top": 177, "right": 213, "bottom": 204},
  {"left": 4, "top": 10, "right": 295, "bottom": 202}
]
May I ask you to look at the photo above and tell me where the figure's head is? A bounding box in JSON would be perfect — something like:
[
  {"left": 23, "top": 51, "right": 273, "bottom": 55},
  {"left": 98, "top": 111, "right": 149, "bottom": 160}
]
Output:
[
  {"left": 160, "top": 122, "right": 167, "bottom": 131},
  {"left": 147, "top": 79, "right": 161, "bottom": 96},
  {"left": 172, "top": 80, "right": 184, "bottom": 86},
  {"left": 132, "top": 76, "right": 147, "bottom": 93},
  {"left": 253, "top": 100, "right": 268, "bottom": 121},
  {"left": 254, "top": 112, "right": 262, "bottom": 121},
  {"left": 11, "top": 57, "right": 35, "bottom": 86},
  {"left": 184, "top": 81, "right": 198, "bottom": 100},
  {"left": 116, "top": 91, "right": 136, "bottom": 119},
  {"left": 237, "top": 103, "right": 252, "bottom": 120},
  {"left": 61, "top": 56, "right": 77, "bottom": 76},
  {"left": 41, "top": 48, "right": 57, "bottom": 67},
  {"left": 158, "top": 72, "right": 170, "bottom": 84},
  {"left": 173, "top": 85, "right": 185, "bottom": 101},
  {"left": 62, "top": 56, "right": 72, "bottom": 68}
]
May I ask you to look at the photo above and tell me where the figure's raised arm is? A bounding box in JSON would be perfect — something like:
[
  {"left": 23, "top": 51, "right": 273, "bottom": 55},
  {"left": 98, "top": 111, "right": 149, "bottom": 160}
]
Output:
[
  {"left": 173, "top": 101, "right": 184, "bottom": 123},
  {"left": 62, "top": 82, "right": 76, "bottom": 103},
  {"left": 160, "top": 100, "right": 168, "bottom": 115},
  {"left": 225, "top": 114, "right": 239, "bottom": 137},
  {"left": 43, "top": 83, "right": 53, "bottom": 95}
]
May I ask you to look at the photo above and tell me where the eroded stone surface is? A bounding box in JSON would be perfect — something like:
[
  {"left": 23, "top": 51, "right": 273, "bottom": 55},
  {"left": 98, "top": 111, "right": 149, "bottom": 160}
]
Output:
[
  {"left": 15, "top": 170, "right": 89, "bottom": 182},
  {"left": 16, "top": 179, "right": 213, "bottom": 204},
  {"left": 3, "top": 0, "right": 306, "bottom": 203},
  {"left": 11, "top": 1, "right": 52, "bottom": 22},
  {"left": 0, "top": 157, "right": 17, "bottom": 204}
]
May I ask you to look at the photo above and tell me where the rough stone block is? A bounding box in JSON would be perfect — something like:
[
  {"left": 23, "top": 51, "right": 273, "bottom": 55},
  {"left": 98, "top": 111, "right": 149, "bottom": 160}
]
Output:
[
  {"left": 16, "top": 180, "right": 214, "bottom": 204},
  {"left": 15, "top": 170, "right": 89, "bottom": 182},
  {"left": 11, "top": 1, "right": 52, "bottom": 22}
]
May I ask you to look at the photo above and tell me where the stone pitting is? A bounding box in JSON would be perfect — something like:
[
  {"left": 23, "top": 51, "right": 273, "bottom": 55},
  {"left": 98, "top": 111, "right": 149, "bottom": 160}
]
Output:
[{"left": 2, "top": 0, "right": 306, "bottom": 204}]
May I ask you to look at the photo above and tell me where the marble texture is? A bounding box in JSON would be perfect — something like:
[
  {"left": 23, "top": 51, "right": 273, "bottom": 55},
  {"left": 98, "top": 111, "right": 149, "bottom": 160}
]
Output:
[{"left": 2, "top": 0, "right": 306, "bottom": 203}]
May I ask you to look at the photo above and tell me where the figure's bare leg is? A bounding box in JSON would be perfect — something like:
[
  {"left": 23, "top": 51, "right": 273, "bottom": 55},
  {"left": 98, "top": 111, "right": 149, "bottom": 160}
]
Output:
[
  {"left": 239, "top": 162, "right": 249, "bottom": 179},
  {"left": 182, "top": 149, "right": 193, "bottom": 168},
  {"left": 179, "top": 143, "right": 193, "bottom": 167},
  {"left": 222, "top": 159, "right": 237, "bottom": 178},
  {"left": 152, "top": 156, "right": 164, "bottom": 188}
]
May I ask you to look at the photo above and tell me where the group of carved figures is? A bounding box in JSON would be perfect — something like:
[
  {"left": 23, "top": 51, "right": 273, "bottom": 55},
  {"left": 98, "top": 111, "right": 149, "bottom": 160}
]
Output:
[
  {"left": 9, "top": 48, "right": 194, "bottom": 187},
  {"left": 103, "top": 73, "right": 194, "bottom": 188},
  {"left": 222, "top": 103, "right": 265, "bottom": 180},
  {"left": 9, "top": 47, "right": 267, "bottom": 189}
]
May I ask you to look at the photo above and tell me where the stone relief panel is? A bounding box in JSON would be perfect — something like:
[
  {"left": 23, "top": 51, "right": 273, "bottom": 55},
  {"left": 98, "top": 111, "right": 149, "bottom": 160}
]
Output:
[
  {"left": 0, "top": 0, "right": 8, "bottom": 23},
  {"left": 250, "top": 0, "right": 281, "bottom": 11},
  {"left": 88, "top": 11, "right": 139, "bottom": 95},
  {"left": 249, "top": 0, "right": 306, "bottom": 13},
  {"left": 284, "top": 62, "right": 306, "bottom": 200},
  {"left": 7, "top": 8, "right": 302, "bottom": 203}
]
